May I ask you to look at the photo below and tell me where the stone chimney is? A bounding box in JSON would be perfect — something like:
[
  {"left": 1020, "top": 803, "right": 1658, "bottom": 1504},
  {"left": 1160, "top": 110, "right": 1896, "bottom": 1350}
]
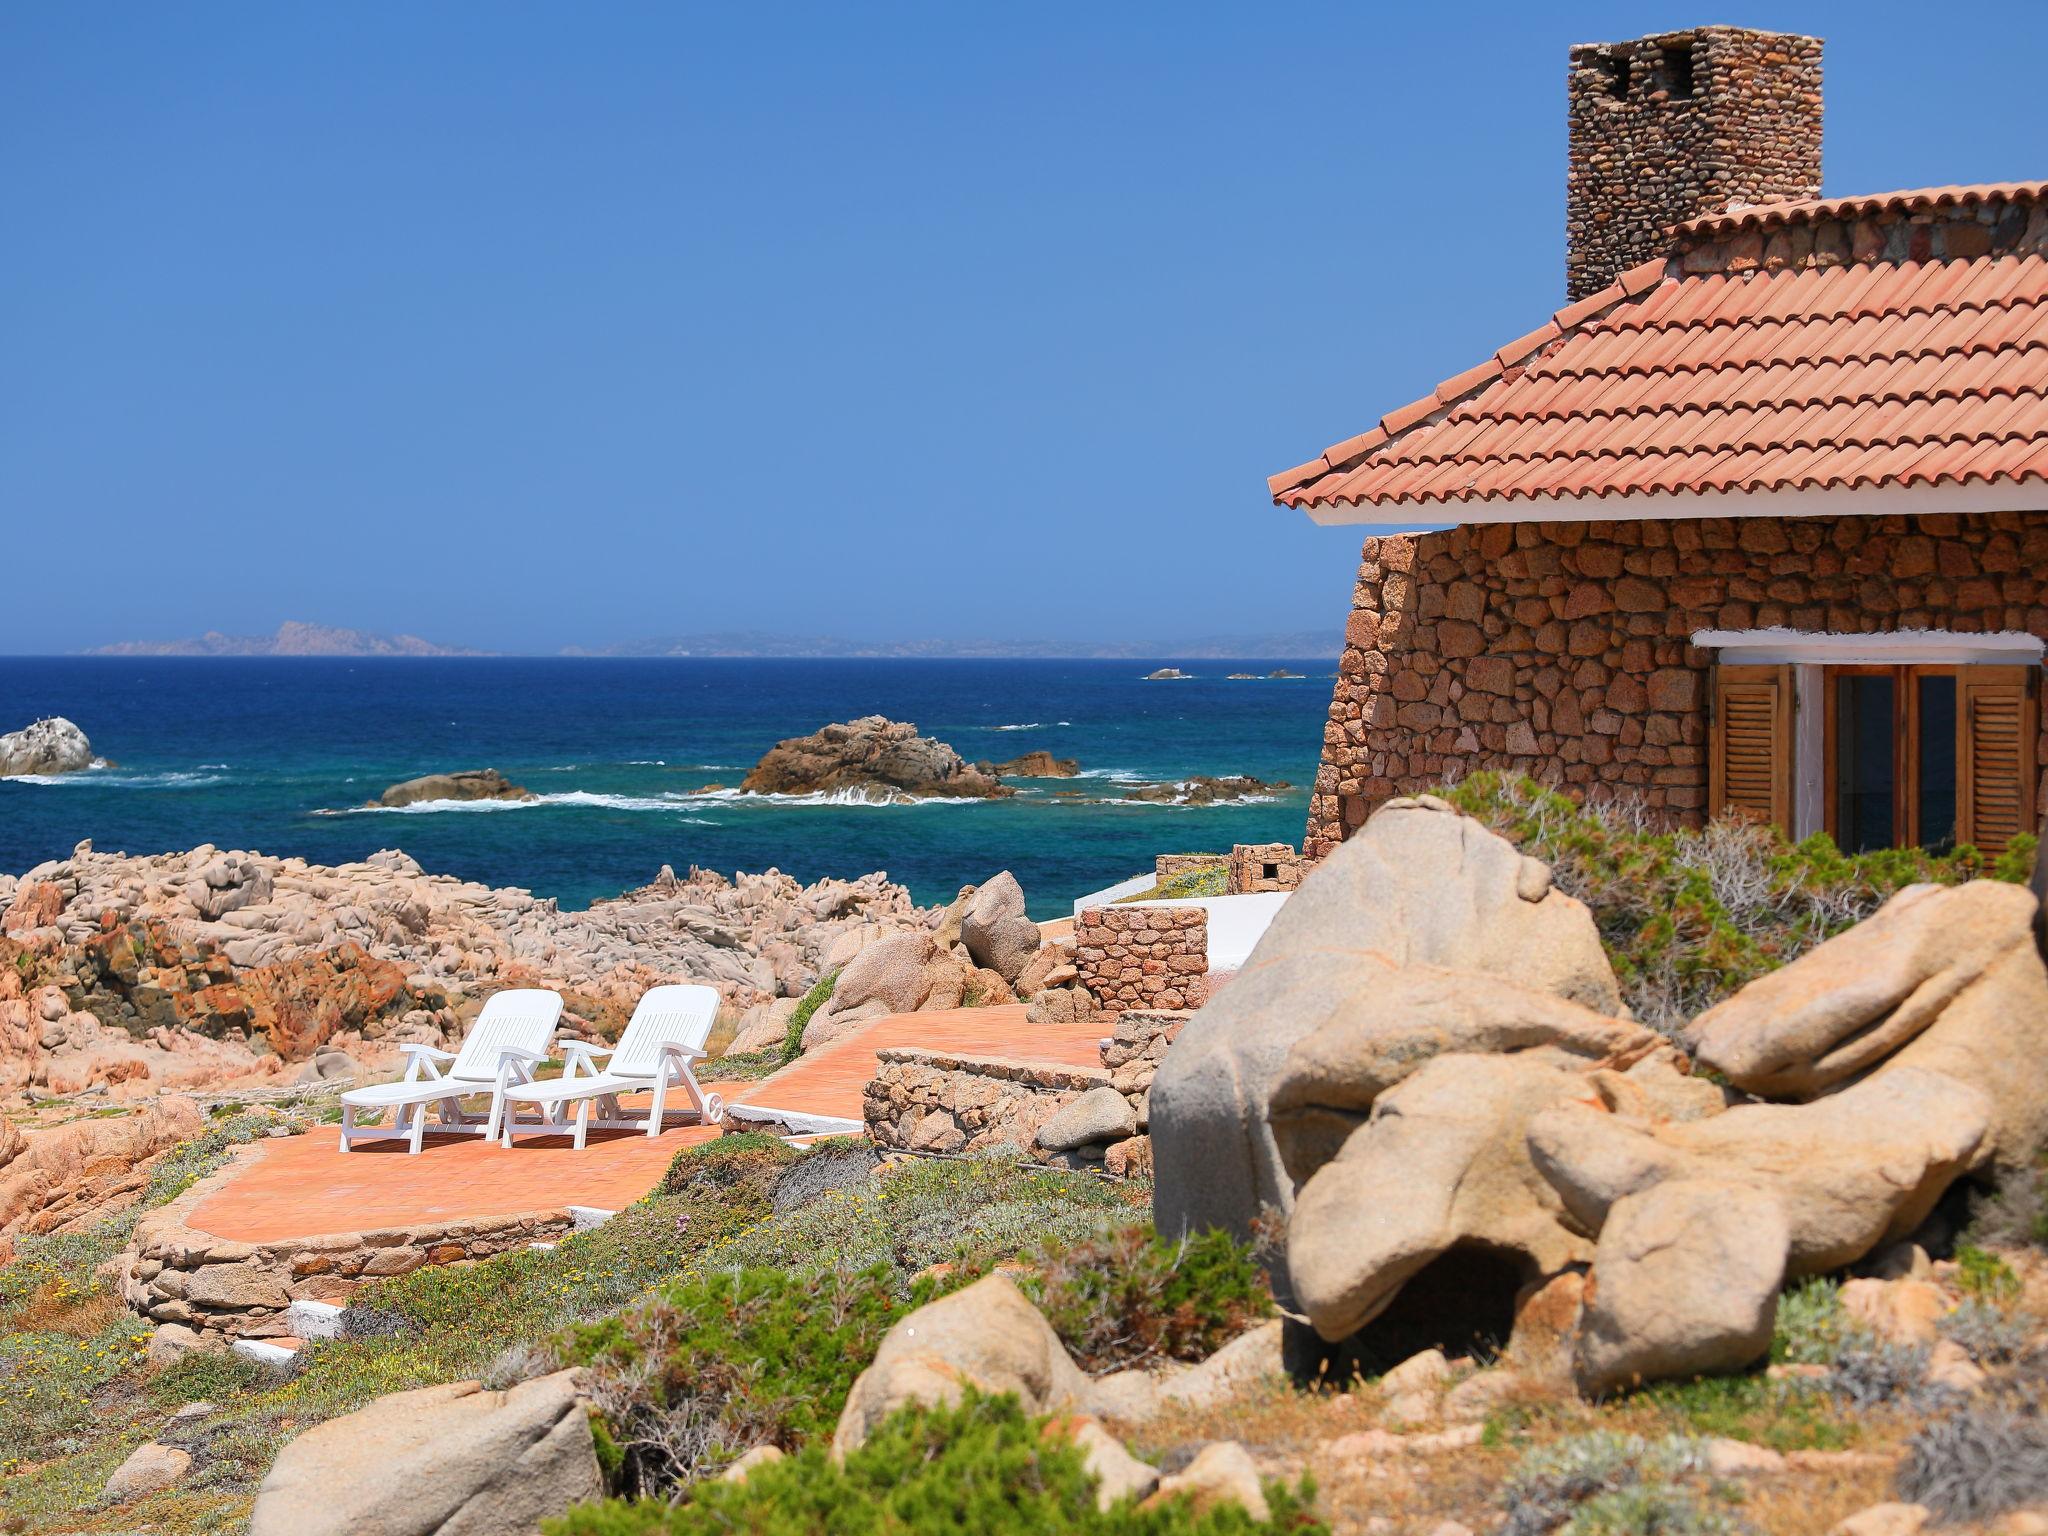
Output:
[{"left": 1566, "top": 26, "right": 1822, "bottom": 299}]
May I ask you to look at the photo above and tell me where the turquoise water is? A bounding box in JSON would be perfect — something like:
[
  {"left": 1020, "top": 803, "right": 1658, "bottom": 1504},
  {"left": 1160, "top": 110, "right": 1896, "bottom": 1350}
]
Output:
[{"left": 0, "top": 659, "right": 1330, "bottom": 917}]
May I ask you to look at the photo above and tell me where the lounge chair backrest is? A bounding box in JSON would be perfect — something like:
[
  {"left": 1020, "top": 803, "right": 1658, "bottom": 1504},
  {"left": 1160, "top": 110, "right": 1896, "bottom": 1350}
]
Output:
[
  {"left": 610, "top": 984, "right": 721, "bottom": 1079},
  {"left": 450, "top": 989, "right": 563, "bottom": 1081}
]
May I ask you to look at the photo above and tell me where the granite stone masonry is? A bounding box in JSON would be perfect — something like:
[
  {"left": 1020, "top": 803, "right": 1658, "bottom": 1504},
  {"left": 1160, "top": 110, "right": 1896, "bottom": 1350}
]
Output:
[
  {"left": 120, "top": 1147, "right": 569, "bottom": 1342},
  {"left": 1567, "top": 26, "right": 1821, "bottom": 299},
  {"left": 1305, "top": 514, "right": 2048, "bottom": 859},
  {"left": 863, "top": 1008, "right": 1191, "bottom": 1171},
  {"left": 1074, "top": 906, "right": 1208, "bottom": 1014},
  {"left": 1154, "top": 853, "right": 1226, "bottom": 882},
  {"left": 1226, "top": 843, "right": 1302, "bottom": 894}
]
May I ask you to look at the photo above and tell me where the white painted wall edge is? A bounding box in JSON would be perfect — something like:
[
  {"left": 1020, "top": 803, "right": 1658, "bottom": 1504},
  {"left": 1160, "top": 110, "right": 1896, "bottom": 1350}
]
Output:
[
  {"left": 1691, "top": 627, "right": 2046, "bottom": 665},
  {"left": 285, "top": 1298, "right": 344, "bottom": 1340}
]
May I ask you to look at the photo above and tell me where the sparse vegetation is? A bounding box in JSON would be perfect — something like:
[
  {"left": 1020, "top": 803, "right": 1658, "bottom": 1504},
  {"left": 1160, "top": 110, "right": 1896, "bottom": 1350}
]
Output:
[
  {"left": 549, "top": 1391, "right": 1327, "bottom": 1536},
  {"left": 1439, "top": 772, "right": 2036, "bottom": 1027},
  {"left": 1897, "top": 1405, "right": 2048, "bottom": 1522},
  {"left": 1025, "top": 1221, "right": 1271, "bottom": 1374},
  {"left": 1114, "top": 863, "right": 1228, "bottom": 903}
]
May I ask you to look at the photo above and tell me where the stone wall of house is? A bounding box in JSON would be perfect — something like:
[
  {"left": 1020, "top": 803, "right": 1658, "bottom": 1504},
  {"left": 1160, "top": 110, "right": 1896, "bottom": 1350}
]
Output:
[
  {"left": 1074, "top": 906, "right": 1207, "bottom": 1014},
  {"left": 119, "top": 1145, "right": 571, "bottom": 1341},
  {"left": 1155, "top": 853, "right": 1226, "bottom": 881},
  {"left": 1567, "top": 26, "right": 1822, "bottom": 299},
  {"left": 1306, "top": 512, "right": 2048, "bottom": 860},
  {"left": 1226, "top": 842, "right": 1303, "bottom": 894}
]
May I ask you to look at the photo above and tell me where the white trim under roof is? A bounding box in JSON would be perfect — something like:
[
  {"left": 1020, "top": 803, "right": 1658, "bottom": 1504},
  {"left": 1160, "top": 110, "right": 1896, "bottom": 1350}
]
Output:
[
  {"left": 1303, "top": 479, "right": 2048, "bottom": 528},
  {"left": 1690, "top": 627, "right": 2046, "bottom": 665}
]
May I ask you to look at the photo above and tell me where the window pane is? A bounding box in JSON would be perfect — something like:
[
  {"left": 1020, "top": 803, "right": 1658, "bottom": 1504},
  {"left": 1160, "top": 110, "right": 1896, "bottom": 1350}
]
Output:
[
  {"left": 1836, "top": 675, "right": 1895, "bottom": 853},
  {"left": 1917, "top": 674, "right": 1958, "bottom": 855}
]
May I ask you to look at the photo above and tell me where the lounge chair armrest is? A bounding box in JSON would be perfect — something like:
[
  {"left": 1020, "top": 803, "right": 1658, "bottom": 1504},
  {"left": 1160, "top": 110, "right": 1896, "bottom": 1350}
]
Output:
[
  {"left": 658, "top": 1042, "right": 707, "bottom": 1063},
  {"left": 561, "top": 1041, "right": 613, "bottom": 1062},
  {"left": 494, "top": 1046, "right": 551, "bottom": 1065},
  {"left": 398, "top": 1042, "right": 456, "bottom": 1082}
]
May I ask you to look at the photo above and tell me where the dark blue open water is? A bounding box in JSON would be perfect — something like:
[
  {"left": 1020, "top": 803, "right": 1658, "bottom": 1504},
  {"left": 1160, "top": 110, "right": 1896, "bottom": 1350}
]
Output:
[{"left": 0, "top": 659, "right": 1329, "bottom": 916}]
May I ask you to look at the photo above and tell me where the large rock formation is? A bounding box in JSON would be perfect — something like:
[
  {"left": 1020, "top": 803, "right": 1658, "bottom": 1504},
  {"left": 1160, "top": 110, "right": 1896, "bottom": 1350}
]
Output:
[
  {"left": 740, "top": 716, "right": 1012, "bottom": 801},
  {"left": 374, "top": 768, "right": 533, "bottom": 807},
  {"left": 0, "top": 717, "right": 93, "bottom": 776},
  {"left": 250, "top": 1371, "right": 600, "bottom": 1536},
  {"left": 0, "top": 1097, "right": 206, "bottom": 1234},
  {"left": 1, "top": 844, "right": 932, "bottom": 1096},
  {"left": 1149, "top": 794, "right": 2048, "bottom": 1396},
  {"left": 1149, "top": 795, "right": 1620, "bottom": 1244}
]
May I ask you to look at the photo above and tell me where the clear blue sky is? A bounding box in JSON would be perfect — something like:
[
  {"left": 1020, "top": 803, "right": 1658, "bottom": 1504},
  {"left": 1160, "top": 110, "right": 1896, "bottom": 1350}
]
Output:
[{"left": 5, "top": 3, "right": 2043, "bottom": 654}]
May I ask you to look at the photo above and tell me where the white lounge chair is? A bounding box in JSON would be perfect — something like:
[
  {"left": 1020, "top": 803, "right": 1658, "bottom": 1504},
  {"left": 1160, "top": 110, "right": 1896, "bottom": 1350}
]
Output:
[
  {"left": 338, "top": 988, "right": 563, "bottom": 1154},
  {"left": 497, "top": 983, "right": 725, "bottom": 1149}
]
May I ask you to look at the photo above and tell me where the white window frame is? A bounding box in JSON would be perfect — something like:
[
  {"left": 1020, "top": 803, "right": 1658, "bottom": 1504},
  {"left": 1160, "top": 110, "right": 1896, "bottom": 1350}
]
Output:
[{"left": 1692, "top": 629, "right": 2047, "bottom": 839}]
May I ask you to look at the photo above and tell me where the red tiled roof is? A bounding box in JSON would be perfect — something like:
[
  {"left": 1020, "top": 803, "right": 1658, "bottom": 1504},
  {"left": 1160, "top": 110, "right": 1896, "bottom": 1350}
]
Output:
[
  {"left": 1274, "top": 187, "right": 2048, "bottom": 513},
  {"left": 1674, "top": 182, "right": 2048, "bottom": 238}
]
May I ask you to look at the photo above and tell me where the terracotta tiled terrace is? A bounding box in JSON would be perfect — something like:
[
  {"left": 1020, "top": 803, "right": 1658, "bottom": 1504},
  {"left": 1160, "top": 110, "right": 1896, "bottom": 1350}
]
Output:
[{"left": 188, "top": 1004, "right": 1109, "bottom": 1245}]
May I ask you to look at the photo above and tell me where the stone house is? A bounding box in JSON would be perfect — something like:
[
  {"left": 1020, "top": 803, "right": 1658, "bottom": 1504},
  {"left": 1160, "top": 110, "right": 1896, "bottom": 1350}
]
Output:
[{"left": 1270, "top": 26, "right": 2045, "bottom": 862}]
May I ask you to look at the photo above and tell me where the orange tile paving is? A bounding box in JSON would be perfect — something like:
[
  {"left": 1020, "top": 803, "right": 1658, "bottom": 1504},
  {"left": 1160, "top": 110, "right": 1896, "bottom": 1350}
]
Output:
[{"left": 187, "top": 1004, "right": 1111, "bottom": 1244}]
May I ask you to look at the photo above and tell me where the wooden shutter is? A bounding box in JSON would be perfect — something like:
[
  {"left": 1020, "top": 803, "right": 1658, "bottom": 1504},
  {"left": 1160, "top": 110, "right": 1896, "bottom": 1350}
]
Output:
[
  {"left": 1957, "top": 666, "right": 2038, "bottom": 854},
  {"left": 1710, "top": 664, "right": 1794, "bottom": 830}
]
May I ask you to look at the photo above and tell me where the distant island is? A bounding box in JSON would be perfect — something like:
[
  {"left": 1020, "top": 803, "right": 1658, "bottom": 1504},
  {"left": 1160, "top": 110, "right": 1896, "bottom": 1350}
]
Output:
[
  {"left": 85, "top": 621, "right": 489, "bottom": 657},
  {"left": 79, "top": 623, "right": 1340, "bottom": 660},
  {"left": 558, "top": 630, "right": 1341, "bottom": 659}
]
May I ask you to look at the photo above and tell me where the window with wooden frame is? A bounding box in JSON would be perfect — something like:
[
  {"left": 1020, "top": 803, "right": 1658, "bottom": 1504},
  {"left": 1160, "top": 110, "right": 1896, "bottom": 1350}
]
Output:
[{"left": 1710, "top": 661, "right": 2037, "bottom": 855}]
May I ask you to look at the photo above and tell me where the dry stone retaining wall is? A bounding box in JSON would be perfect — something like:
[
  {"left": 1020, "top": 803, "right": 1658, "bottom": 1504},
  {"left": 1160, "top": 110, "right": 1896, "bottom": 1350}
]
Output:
[
  {"left": 1226, "top": 843, "right": 1303, "bottom": 894},
  {"left": 1075, "top": 906, "right": 1207, "bottom": 1014},
  {"left": 863, "top": 1008, "right": 1192, "bottom": 1174},
  {"left": 1307, "top": 513, "right": 2048, "bottom": 860},
  {"left": 119, "top": 1143, "right": 571, "bottom": 1341}
]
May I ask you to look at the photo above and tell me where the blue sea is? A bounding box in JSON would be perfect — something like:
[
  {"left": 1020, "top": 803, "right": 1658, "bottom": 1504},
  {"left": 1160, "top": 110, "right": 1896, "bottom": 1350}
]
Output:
[{"left": 0, "top": 659, "right": 1330, "bottom": 918}]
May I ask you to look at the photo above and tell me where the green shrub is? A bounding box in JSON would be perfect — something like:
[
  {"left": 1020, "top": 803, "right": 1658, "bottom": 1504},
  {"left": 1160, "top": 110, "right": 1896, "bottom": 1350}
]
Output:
[
  {"left": 659, "top": 1131, "right": 801, "bottom": 1204},
  {"left": 559, "top": 1263, "right": 915, "bottom": 1495},
  {"left": 1954, "top": 1243, "right": 2022, "bottom": 1302},
  {"left": 1499, "top": 1432, "right": 1708, "bottom": 1536},
  {"left": 1770, "top": 1277, "right": 1847, "bottom": 1365},
  {"left": 1440, "top": 772, "right": 2033, "bottom": 1027},
  {"left": 147, "top": 1346, "right": 271, "bottom": 1406},
  {"left": 1025, "top": 1223, "right": 1271, "bottom": 1374},
  {"left": 784, "top": 970, "right": 840, "bottom": 1062},
  {"left": 1632, "top": 1372, "right": 1855, "bottom": 1452},
  {"left": 546, "top": 1391, "right": 1326, "bottom": 1535}
]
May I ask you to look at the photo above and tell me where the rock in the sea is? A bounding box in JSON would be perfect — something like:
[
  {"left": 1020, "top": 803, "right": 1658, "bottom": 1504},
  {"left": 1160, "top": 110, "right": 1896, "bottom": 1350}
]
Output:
[
  {"left": 959, "top": 871, "right": 1041, "bottom": 984},
  {"left": 1123, "top": 774, "right": 1289, "bottom": 806},
  {"left": 0, "top": 716, "right": 93, "bottom": 776},
  {"left": 832, "top": 1274, "right": 1091, "bottom": 1456},
  {"left": 1150, "top": 795, "right": 1619, "bottom": 1243},
  {"left": 740, "top": 716, "right": 1012, "bottom": 801},
  {"left": 1144, "top": 668, "right": 1190, "bottom": 681},
  {"left": 249, "top": 1370, "right": 601, "bottom": 1536},
  {"left": 374, "top": 769, "right": 533, "bottom": 808},
  {"left": 986, "top": 750, "right": 1078, "bottom": 778}
]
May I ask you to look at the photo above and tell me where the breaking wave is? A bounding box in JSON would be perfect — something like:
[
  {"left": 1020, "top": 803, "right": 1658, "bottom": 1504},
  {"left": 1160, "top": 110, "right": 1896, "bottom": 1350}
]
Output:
[{"left": 6, "top": 769, "right": 227, "bottom": 789}]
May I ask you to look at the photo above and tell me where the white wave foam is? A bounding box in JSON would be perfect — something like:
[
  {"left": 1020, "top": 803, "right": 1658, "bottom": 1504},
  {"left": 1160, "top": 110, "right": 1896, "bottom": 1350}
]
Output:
[
  {"left": 627, "top": 759, "right": 668, "bottom": 766},
  {"left": 325, "top": 790, "right": 705, "bottom": 816},
  {"left": 1071, "top": 767, "right": 1148, "bottom": 782},
  {"left": 7, "top": 770, "right": 226, "bottom": 789},
  {"left": 989, "top": 722, "right": 1040, "bottom": 731},
  {"left": 686, "top": 785, "right": 978, "bottom": 808}
]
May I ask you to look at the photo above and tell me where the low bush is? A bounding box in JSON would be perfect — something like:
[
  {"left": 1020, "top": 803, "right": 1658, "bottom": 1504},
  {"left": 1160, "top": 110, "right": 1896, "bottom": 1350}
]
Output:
[
  {"left": 147, "top": 1347, "right": 270, "bottom": 1407},
  {"left": 1964, "top": 1159, "right": 2048, "bottom": 1249},
  {"left": 1770, "top": 1277, "right": 1847, "bottom": 1366},
  {"left": 1026, "top": 1222, "right": 1272, "bottom": 1374},
  {"left": 1825, "top": 1338, "right": 1950, "bottom": 1412},
  {"left": 548, "top": 1391, "right": 1326, "bottom": 1535},
  {"left": 1898, "top": 1406, "right": 2048, "bottom": 1523},
  {"left": 1440, "top": 772, "right": 2035, "bottom": 1028},
  {"left": 560, "top": 1262, "right": 916, "bottom": 1495},
  {"left": 1939, "top": 1298, "right": 2032, "bottom": 1365},
  {"left": 783, "top": 970, "right": 840, "bottom": 1062},
  {"left": 709, "top": 1149, "right": 1132, "bottom": 1284},
  {"left": 1498, "top": 1432, "right": 1712, "bottom": 1536},
  {"left": 1633, "top": 1372, "right": 1856, "bottom": 1452},
  {"left": 1954, "top": 1243, "right": 2023, "bottom": 1302}
]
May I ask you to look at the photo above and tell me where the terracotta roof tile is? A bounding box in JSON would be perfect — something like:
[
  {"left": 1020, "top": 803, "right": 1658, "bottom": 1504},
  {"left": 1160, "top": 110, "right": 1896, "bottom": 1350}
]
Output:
[
  {"left": 1673, "top": 181, "right": 2048, "bottom": 239},
  {"left": 1273, "top": 246, "right": 2048, "bottom": 510}
]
